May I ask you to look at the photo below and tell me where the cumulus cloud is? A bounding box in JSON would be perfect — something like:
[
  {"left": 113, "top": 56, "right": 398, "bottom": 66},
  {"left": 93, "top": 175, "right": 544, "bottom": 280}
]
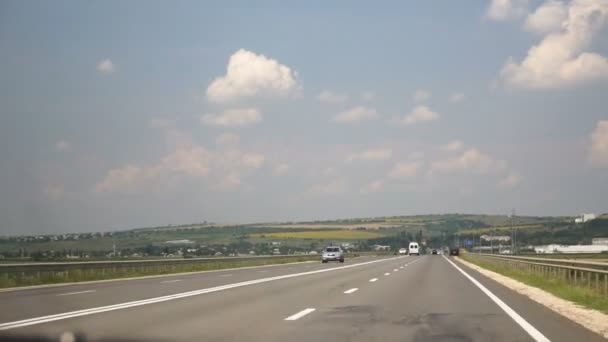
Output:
[
  {"left": 590, "top": 120, "right": 608, "bottom": 166},
  {"left": 206, "top": 49, "right": 299, "bottom": 103},
  {"left": 318, "top": 90, "right": 348, "bottom": 103},
  {"left": 308, "top": 178, "right": 347, "bottom": 196},
  {"left": 241, "top": 153, "right": 265, "bottom": 169},
  {"left": 486, "top": 0, "right": 530, "bottom": 21},
  {"left": 201, "top": 108, "right": 262, "bottom": 126},
  {"left": 441, "top": 140, "right": 464, "bottom": 152},
  {"left": 361, "top": 91, "right": 376, "bottom": 101},
  {"left": 216, "top": 132, "right": 241, "bottom": 146},
  {"left": 43, "top": 185, "right": 66, "bottom": 201},
  {"left": 524, "top": 0, "right": 567, "bottom": 34},
  {"left": 97, "top": 59, "right": 115, "bottom": 74},
  {"left": 55, "top": 140, "right": 71, "bottom": 152},
  {"left": 499, "top": 173, "right": 522, "bottom": 188},
  {"left": 273, "top": 163, "right": 289, "bottom": 176},
  {"left": 96, "top": 131, "right": 265, "bottom": 193},
  {"left": 429, "top": 148, "right": 505, "bottom": 175},
  {"left": 333, "top": 106, "right": 379, "bottom": 123},
  {"left": 394, "top": 105, "right": 439, "bottom": 126},
  {"left": 388, "top": 161, "right": 421, "bottom": 180},
  {"left": 502, "top": 0, "right": 608, "bottom": 89},
  {"left": 346, "top": 147, "right": 393, "bottom": 162},
  {"left": 449, "top": 92, "right": 466, "bottom": 103},
  {"left": 360, "top": 179, "right": 384, "bottom": 194},
  {"left": 413, "top": 89, "right": 431, "bottom": 103}
]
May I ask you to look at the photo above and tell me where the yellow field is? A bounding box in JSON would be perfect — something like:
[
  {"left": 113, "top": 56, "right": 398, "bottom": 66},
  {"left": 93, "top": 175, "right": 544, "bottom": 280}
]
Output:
[
  {"left": 252, "top": 230, "right": 381, "bottom": 240},
  {"left": 459, "top": 224, "right": 543, "bottom": 235}
]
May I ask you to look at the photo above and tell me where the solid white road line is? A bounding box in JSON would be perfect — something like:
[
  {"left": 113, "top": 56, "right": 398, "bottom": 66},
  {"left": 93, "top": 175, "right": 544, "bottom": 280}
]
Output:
[
  {"left": 0, "top": 256, "right": 405, "bottom": 330},
  {"left": 219, "top": 274, "right": 233, "bottom": 277},
  {"left": 56, "top": 290, "right": 96, "bottom": 297},
  {"left": 284, "top": 308, "right": 316, "bottom": 321},
  {"left": 344, "top": 288, "right": 358, "bottom": 294},
  {"left": 160, "top": 279, "right": 182, "bottom": 284},
  {"left": 443, "top": 256, "right": 550, "bottom": 342},
  {"left": 369, "top": 278, "right": 378, "bottom": 282},
  {"left": 384, "top": 272, "right": 390, "bottom": 276}
]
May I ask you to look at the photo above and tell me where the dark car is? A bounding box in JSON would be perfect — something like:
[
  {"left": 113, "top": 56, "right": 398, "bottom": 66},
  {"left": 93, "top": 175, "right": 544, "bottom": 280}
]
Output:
[
  {"left": 432, "top": 249, "right": 438, "bottom": 255},
  {"left": 449, "top": 248, "right": 460, "bottom": 256}
]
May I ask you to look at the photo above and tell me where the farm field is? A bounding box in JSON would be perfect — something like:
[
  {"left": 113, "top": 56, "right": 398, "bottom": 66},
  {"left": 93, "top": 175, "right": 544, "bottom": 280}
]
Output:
[{"left": 251, "top": 230, "right": 381, "bottom": 240}]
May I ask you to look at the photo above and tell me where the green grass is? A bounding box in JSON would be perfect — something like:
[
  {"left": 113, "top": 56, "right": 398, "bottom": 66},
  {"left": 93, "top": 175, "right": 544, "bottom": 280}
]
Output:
[
  {"left": 0, "top": 256, "right": 319, "bottom": 289},
  {"left": 251, "top": 230, "right": 380, "bottom": 240},
  {"left": 462, "top": 254, "right": 608, "bottom": 314}
]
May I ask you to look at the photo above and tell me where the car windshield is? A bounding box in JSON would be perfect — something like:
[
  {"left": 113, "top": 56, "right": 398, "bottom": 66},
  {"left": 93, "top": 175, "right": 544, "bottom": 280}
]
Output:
[{"left": 2, "top": 1, "right": 606, "bottom": 341}]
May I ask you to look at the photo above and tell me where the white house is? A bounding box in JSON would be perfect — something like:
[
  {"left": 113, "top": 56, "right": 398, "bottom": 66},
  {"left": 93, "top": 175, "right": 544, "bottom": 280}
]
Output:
[{"left": 574, "top": 213, "right": 596, "bottom": 223}]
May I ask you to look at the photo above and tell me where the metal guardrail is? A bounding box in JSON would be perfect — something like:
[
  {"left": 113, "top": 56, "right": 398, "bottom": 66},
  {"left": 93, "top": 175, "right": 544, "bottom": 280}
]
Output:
[{"left": 467, "top": 254, "right": 608, "bottom": 296}]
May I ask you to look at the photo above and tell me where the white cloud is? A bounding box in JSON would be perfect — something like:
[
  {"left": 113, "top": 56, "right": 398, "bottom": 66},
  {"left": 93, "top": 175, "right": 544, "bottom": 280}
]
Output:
[
  {"left": 273, "top": 163, "right": 289, "bottom": 176},
  {"left": 216, "top": 132, "right": 240, "bottom": 146},
  {"left": 499, "top": 173, "right": 522, "bottom": 188},
  {"left": 308, "top": 178, "right": 347, "bottom": 196},
  {"left": 96, "top": 131, "right": 265, "bottom": 193},
  {"left": 201, "top": 108, "right": 262, "bottom": 127},
  {"left": 97, "top": 59, "right": 115, "bottom": 74},
  {"left": 206, "top": 49, "right": 299, "bottom": 103},
  {"left": 43, "top": 185, "right": 65, "bottom": 201},
  {"left": 388, "top": 161, "right": 421, "bottom": 180},
  {"left": 429, "top": 148, "right": 503, "bottom": 174},
  {"left": 346, "top": 147, "right": 392, "bottom": 162},
  {"left": 395, "top": 105, "right": 439, "bottom": 126},
  {"left": 318, "top": 90, "right": 348, "bottom": 103},
  {"left": 486, "top": 0, "right": 530, "bottom": 21},
  {"left": 361, "top": 91, "right": 376, "bottom": 101},
  {"left": 333, "top": 106, "right": 379, "bottom": 123},
  {"left": 55, "top": 140, "right": 71, "bottom": 152},
  {"left": 413, "top": 89, "right": 431, "bottom": 103},
  {"left": 241, "top": 153, "right": 265, "bottom": 169},
  {"left": 360, "top": 179, "right": 384, "bottom": 194},
  {"left": 590, "top": 120, "right": 608, "bottom": 166},
  {"left": 441, "top": 140, "right": 464, "bottom": 152},
  {"left": 502, "top": 0, "right": 608, "bottom": 89},
  {"left": 524, "top": 0, "right": 567, "bottom": 34},
  {"left": 449, "top": 92, "right": 465, "bottom": 103}
]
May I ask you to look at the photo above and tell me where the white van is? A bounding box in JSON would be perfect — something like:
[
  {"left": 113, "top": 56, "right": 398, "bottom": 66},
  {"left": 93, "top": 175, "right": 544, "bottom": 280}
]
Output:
[{"left": 408, "top": 242, "right": 420, "bottom": 256}]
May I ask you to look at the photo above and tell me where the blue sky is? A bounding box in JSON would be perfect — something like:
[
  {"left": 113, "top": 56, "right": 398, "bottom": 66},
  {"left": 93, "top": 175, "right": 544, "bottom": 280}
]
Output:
[{"left": 1, "top": 0, "right": 607, "bottom": 235}]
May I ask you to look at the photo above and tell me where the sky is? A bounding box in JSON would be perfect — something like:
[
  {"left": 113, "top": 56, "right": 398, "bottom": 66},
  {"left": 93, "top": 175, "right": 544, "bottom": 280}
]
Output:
[{"left": 1, "top": 0, "right": 608, "bottom": 235}]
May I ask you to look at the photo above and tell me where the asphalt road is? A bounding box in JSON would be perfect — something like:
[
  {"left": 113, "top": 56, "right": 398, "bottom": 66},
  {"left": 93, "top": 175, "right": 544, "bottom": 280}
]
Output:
[{"left": 0, "top": 255, "right": 604, "bottom": 342}]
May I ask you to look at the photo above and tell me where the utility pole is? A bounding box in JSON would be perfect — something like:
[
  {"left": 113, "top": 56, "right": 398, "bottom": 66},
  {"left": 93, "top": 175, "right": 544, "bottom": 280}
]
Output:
[{"left": 510, "top": 208, "right": 516, "bottom": 255}]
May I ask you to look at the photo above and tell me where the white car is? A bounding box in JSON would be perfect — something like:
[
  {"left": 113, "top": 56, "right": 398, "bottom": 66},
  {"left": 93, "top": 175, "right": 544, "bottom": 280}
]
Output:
[
  {"left": 408, "top": 242, "right": 420, "bottom": 256},
  {"left": 398, "top": 248, "right": 407, "bottom": 255}
]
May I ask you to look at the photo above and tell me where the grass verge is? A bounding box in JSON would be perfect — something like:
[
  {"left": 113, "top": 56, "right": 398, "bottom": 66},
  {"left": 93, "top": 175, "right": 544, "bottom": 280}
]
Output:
[
  {"left": 0, "top": 255, "right": 321, "bottom": 289},
  {"left": 461, "top": 254, "right": 608, "bottom": 314}
]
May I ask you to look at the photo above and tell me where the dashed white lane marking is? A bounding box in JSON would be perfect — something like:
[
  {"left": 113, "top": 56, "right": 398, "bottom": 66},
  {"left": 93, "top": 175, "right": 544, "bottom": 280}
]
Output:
[
  {"left": 219, "top": 274, "right": 233, "bottom": 277},
  {"left": 258, "top": 270, "right": 269, "bottom": 273},
  {"left": 284, "top": 308, "right": 316, "bottom": 321},
  {"left": 443, "top": 256, "right": 550, "bottom": 342},
  {"left": 56, "top": 290, "right": 96, "bottom": 297},
  {"left": 344, "top": 288, "right": 358, "bottom": 294},
  {"left": 0, "top": 256, "right": 406, "bottom": 330},
  {"left": 393, "top": 269, "right": 398, "bottom": 272},
  {"left": 400, "top": 266, "right": 404, "bottom": 269},
  {"left": 384, "top": 272, "right": 390, "bottom": 276},
  {"left": 160, "top": 279, "right": 182, "bottom": 284},
  {"left": 369, "top": 278, "right": 378, "bottom": 282}
]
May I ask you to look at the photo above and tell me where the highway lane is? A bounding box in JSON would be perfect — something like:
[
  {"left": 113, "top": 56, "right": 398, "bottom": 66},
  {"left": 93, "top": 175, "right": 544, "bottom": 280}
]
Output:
[
  {"left": 0, "top": 255, "right": 383, "bottom": 322},
  {"left": 1, "top": 255, "right": 605, "bottom": 341}
]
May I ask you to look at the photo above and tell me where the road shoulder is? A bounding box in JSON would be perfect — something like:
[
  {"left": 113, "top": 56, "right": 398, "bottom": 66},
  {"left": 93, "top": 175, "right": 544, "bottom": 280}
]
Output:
[{"left": 455, "top": 256, "right": 608, "bottom": 339}]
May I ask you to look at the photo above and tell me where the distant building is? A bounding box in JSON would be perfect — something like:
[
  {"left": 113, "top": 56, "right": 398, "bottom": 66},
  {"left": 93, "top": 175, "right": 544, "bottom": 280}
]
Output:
[
  {"left": 592, "top": 238, "right": 608, "bottom": 245},
  {"left": 480, "top": 235, "right": 511, "bottom": 242},
  {"left": 574, "top": 213, "right": 596, "bottom": 224},
  {"left": 374, "top": 245, "right": 391, "bottom": 251},
  {"left": 165, "top": 239, "right": 195, "bottom": 244},
  {"left": 534, "top": 244, "right": 608, "bottom": 254}
]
